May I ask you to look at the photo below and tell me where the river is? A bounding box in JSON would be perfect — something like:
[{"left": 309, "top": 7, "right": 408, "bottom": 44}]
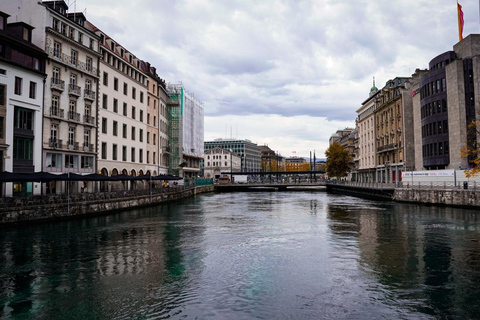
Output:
[{"left": 1, "top": 191, "right": 480, "bottom": 319}]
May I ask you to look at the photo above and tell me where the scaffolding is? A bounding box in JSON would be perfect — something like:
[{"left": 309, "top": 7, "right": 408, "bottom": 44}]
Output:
[{"left": 167, "top": 86, "right": 182, "bottom": 176}]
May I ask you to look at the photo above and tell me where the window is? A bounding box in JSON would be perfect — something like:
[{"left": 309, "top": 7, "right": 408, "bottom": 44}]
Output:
[
  {"left": 140, "top": 92, "right": 144, "bottom": 103},
  {"left": 52, "top": 66, "right": 60, "bottom": 83},
  {"left": 113, "top": 121, "right": 118, "bottom": 136},
  {"left": 61, "top": 23, "right": 67, "bottom": 35},
  {"left": 153, "top": 133, "right": 156, "bottom": 145},
  {"left": 154, "top": 116, "right": 156, "bottom": 127},
  {"left": 112, "top": 144, "right": 118, "bottom": 161},
  {"left": 14, "top": 77, "right": 22, "bottom": 95},
  {"left": 131, "top": 147, "right": 135, "bottom": 162},
  {"left": 153, "top": 152, "right": 156, "bottom": 164},
  {"left": 101, "top": 142, "right": 107, "bottom": 159},
  {"left": 139, "top": 149, "right": 143, "bottom": 163},
  {"left": 78, "top": 32, "right": 83, "bottom": 44},
  {"left": 53, "top": 18, "right": 59, "bottom": 31},
  {"left": 69, "top": 27, "right": 74, "bottom": 39},
  {"left": 132, "top": 106, "right": 135, "bottom": 119},
  {"left": 53, "top": 41, "right": 61, "bottom": 58},
  {"left": 122, "top": 146, "right": 127, "bottom": 161},
  {"left": 123, "top": 103, "right": 127, "bottom": 116},
  {"left": 71, "top": 49, "right": 77, "bottom": 65},
  {"left": 81, "top": 156, "right": 93, "bottom": 169},
  {"left": 122, "top": 124, "right": 127, "bottom": 138},
  {"left": 114, "top": 77, "right": 118, "bottom": 91},
  {"left": 113, "top": 98, "right": 118, "bottom": 113},
  {"left": 132, "top": 87, "right": 136, "bottom": 99},
  {"left": 147, "top": 151, "right": 150, "bottom": 164},
  {"left": 29, "top": 82, "right": 36, "bottom": 99},
  {"left": 68, "top": 100, "right": 77, "bottom": 120},
  {"left": 46, "top": 153, "right": 62, "bottom": 168},
  {"left": 140, "top": 110, "right": 143, "bottom": 122},
  {"left": 86, "top": 57, "right": 92, "bottom": 71},
  {"left": 85, "top": 79, "right": 92, "bottom": 92},
  {"left": 0, "top": 116, "right": 3, "bottom": 139},
  {"left": 148, "top": 96, "right": 150, "bottom": 106},
  {"left": 50, "top": 124, "right": 58, "bottom": 142},
  {"left": 147, "top": 113, "right": 150, "bottom": 125},
  {"left": 147, "top": 132, "right": 150, "bottom": 143},
  {"left": 84, "top": 129, "right": 90, "bottom": 146},
  {"left": 13, "top": 138, "right": 33, "bottom": 160},
  {"left": 131, "top": 127, "right": 135, "bottom": 140},
  {"left": 68, "top": 127, "right": 75, "bottom": 145},
  {"left": 70, "top": 73, "right": 76, "bottom": 86},
  {"left": 85, "top": 104, "right": 91, "bottom": 118},
  {"left": 102, "top": 94, "right": 107, "bottom": 109},
  {"left": 14, "top": 107, "right": 33, "bottom": 130},
  {"left": 123, "top": 83, "right": 127, "bottom": 95},
  {"left": 102, "top": 117, "right": 107, "bottom": 133},
  {"left": 139, "top": 129, "right": 143, "bottom": 142},
  {"left": 103, "top": 72, "right": 108, "bottom": 86}
]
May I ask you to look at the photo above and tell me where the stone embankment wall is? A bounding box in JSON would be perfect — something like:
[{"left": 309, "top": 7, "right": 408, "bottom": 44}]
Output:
[
  {"left": 394, "top": 188, "right": 480, "bottom": 208},
  {"left": 0, "top": 185, "right": 214, "bottom": 225}
]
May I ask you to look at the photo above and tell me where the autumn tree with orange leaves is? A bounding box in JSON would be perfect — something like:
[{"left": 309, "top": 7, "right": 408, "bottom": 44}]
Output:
[{"left": 461, "top": 120, "right": 480, "bottom": 177}]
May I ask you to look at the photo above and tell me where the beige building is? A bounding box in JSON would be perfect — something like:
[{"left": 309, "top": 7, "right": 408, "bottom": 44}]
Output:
[
  {"left": 354, "top": 81, "right": 379, "bottom": 182},
  {"left": 203, "top": 147, "right": 241, "bottom": 179}
]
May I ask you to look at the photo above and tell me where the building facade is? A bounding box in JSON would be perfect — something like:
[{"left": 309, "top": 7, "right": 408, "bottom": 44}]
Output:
[
  {"left": 0, "top": 12, "right": 47, "bottom": 196},
  {"left": 204, "top": 139, "right": 261, "bottom": 172},
  {"left": 203, "top": 147, "right": 241, "bottom": 178},
  {"left": 167, "top": 84, "right": 204, "bottom": 178}
]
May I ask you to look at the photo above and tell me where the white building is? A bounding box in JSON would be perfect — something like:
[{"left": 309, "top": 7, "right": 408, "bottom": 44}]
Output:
[
  {"left": 0, "top": 12, "right": 47, "bottom": 196},
  {"left": 86, "top": 22, "right": 150, "bottom": 188},
  {"left": 4, "top": 0, "right": 102, "bottom": 194},
  {"left": 203, "top": 148, "right": 241, "bottom": 179}
]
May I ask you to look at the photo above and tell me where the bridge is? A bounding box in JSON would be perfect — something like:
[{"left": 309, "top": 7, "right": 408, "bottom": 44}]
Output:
[{"left": 214, "top": 181, "right": 326, "bottom": 192}]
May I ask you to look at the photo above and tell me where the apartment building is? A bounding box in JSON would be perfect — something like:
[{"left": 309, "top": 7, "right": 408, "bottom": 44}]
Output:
[
  {"left": 0, "top": 12, "right": 47, "bottom": 196},
  {"left": 203, "top": 147, "right": 241, "bottom": 178},
  {"left": 86, "top": 22, "right": 150, "bottom": 186},
  {"left": 354, "top": 82, "right": 379, "bottom": 183},
  {"left": 4, "top": 1, "right": 101, "bottom": 194},
  {"left": 204, "top": 139, "right": 261, "bottom": 172}
]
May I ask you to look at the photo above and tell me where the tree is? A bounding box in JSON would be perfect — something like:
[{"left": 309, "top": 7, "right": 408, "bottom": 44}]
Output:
[
  {"left": 462, "top": 120, "right": 480, "bottom": 177},
  {"left": 325, "top": 142, "right": 352, "bottom": 178}
]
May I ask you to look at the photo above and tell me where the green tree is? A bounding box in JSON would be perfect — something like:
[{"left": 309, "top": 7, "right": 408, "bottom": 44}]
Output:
[{"left": 325, "top": 142, "right": 352, "bottom": 178}]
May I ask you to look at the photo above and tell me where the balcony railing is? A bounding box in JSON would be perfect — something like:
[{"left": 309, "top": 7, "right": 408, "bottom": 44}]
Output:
[
  {"left": 83, "top": 115, "right": 95, "bottom": 125},
  {"left": 50, "top": 108, "right": 64, "bottom": 119},
  {"left": 377, "top": 143, "right": 397, "bottom": 153},
  {"left": 46, "top": 46, "right": 98, "bottom": 77},
  {"left": 67, "top": 141, "right": 79, "bottom": 151},
  {"left": 83, "top": 143, "right": 94, "bottom": 152},
  {"left": 51, "top": 78, "right": 65, "bottom": 91},
  {"left": 84, "top": 89, "right": 96, "bottom": 101},
  {"left": 67, "top": 111, "right": 81, "bottom": 122},
  {"left": 68, "top": 84, "right": 81, "bottom": 96},
  {"left": 49, "top": 138, "right": 63, "bottom": 149}
]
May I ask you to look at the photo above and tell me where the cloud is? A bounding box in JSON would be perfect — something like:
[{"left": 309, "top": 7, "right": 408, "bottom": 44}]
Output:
[{"left": 78, "top": 0, "right": 478, "bottom": 156}]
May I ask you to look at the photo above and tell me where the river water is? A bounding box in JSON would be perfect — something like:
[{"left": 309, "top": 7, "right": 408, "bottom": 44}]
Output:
[{"left": 1, "top": 191, "right": 480, "bottom": 319}]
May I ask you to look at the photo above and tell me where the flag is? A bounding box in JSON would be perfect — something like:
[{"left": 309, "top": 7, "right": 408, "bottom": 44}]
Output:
[{"left": 458, "top": 2, "right": 464, "bottom": 41}]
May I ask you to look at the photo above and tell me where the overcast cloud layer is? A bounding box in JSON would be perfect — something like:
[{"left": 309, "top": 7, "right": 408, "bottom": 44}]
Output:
[{"left": 78, "top": 0, "right": 480, "bottom": 157}]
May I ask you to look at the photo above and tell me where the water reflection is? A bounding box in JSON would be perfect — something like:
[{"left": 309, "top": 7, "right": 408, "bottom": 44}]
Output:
[{"left": 326, "top": 199, "right": 480, "bottom": 319}]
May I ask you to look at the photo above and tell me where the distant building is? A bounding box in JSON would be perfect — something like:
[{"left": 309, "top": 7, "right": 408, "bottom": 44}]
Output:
[
  {"left": 261, "top": 145, "right": 284, "bottom": 171},
  {"left": 204, "top": 139, "right": 261, "bottom": 172},
  {"left": 0, "top": 11, "right": 47, "bottom": 196},
  {"left": 203, "top": 147, "right": 241, "bottom": 178},
  {"left": 285, "top": 156, "right": 309, "bottom": 171}
]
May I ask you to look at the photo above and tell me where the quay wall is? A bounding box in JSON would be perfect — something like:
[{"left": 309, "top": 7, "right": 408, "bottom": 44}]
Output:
[
  {"left": 394, "top": 188, "right": 480, "bottom": 208},
  {"left": 0, "top": 185, "right": 214, "bottom": 225}
]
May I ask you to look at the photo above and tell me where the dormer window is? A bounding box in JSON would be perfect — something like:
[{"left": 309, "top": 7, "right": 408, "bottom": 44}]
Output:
[
  {"left": 53, "top": 18, "right": 59, "bottom": 31},
  {"left": 69, "top": 27, "right": 74, "bottom": 39},
  {"left": 23, "top": 27, "right": 30, "bottom": 41},
  {"left": 120, "top": 48, "right": 124, "bottom": 57},
  {"left": 111, "top": 41, "right": 115, "bottom": 52},
  {"left": 129, "top": 55, "right": 132, "bottom": 63}
]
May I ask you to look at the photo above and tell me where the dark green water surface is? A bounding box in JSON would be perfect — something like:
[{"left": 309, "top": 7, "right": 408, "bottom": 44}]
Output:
[{"left": 1, "top": 192, "right": 480, "bottom": 319}]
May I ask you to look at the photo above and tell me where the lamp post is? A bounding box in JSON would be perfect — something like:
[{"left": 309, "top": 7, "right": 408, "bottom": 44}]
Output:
[{"left": 229, "top": 149, "right": 233, "bottom": 183}]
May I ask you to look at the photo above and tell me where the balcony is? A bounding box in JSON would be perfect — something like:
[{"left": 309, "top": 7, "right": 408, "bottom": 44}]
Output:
[
  {"left": 84, "top": 89, "right": 96, "bottom": 101},
  {"left": 67, "top": 110, "right": 81, "bottom": 122},
  {"left": 46, "top": 46, "right": 98, "bottom": 77},
  {"left": 68, "top": 84, "right": 81, "bottom": 96},
  {"left": 377, "top": 143, "right": 397, "bottom": 153},
  {"left": 51, "top": 78, "right": 65, "bottom": 91},
  {"left": 67, "top": 141, "right": 79, "bottom": 151},
  {"left": 49, "top": 138, "right": 63, "bottom": 149},
  {"left": 83, "top": 115, "right": 95, "bottom": 125},
  {"left": 83, "top": 143, "right": 94, "bottom": 152},
  {"left": 50, "top": 108, "right": 64, "bottom": 119}
]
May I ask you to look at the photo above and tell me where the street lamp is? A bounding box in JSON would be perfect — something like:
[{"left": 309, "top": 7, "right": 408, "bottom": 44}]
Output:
[{"left": 229, "top": 149, "right": 233, "bottom": 183}]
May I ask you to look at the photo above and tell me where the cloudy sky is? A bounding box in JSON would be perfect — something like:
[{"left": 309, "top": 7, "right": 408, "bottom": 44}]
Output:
[{"left": 78, "top": 0, "right": 480, "bottom": 158}]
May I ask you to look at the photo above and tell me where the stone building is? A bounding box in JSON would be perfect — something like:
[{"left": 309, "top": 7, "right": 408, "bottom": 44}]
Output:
[
  {"left": 413, "top": 34, "right": 480, "bottom": 171},
  {"left": 374, "top": 77, "right": 410, "bottom": 183},
  {"left": 203, "top": 147, "right": 241, "bottom": 179},
  {"left": 204, "top": 139, "right": 261, "bottom": 172}
]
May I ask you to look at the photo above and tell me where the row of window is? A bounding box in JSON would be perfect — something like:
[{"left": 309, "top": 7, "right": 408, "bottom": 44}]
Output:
[
  {"left": 52, "top": 18, "right": 94, "bottom": 49},
  {"left": 100, "top": 142, "right": 156, "bottom": 164},
  {"left": 103, "top": 72, "right": 144, "bottom": 101},
  {"left": 422, "top": 120, "right": 449, "bottom": 138},
  {"left": 206, "top": 155, "right": 229, "bottom": 160},
  {"left": 421, "top": 99, "right": 447, "bottom": 119},
  {"left": 50, "top": 124, "right": 92, "bottom": 147},
  {"left": 100, "top": 118, "right": 157, "bottom": 144},
  {"left": 420, "top": 78, "right": 446, "bottom": 99},
  {"left": 101, "top": 49, "right": 147, "bottom": 86},
  {"left": 14, "top": 77, "right": 37, "bottom": 99},
  {"left": 53, "top": 41, "right": 94, "bottom": 72},
  {"left": 206, "top": 162, "right": 229, "bottom": 167},
  {"left": 46, "top": 152, "right": 94, "bottom": 169},
  {"left": 423, "top": 141, "right": 450, "bottom": 158}
]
